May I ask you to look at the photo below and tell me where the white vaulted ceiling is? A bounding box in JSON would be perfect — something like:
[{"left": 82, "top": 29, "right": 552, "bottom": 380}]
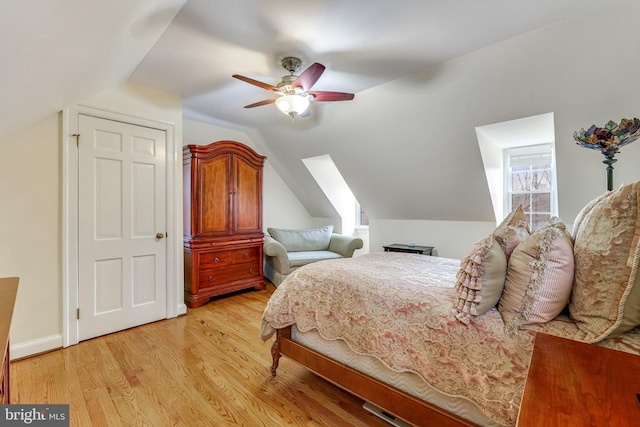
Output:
[
  {"left": 0, "top": 0, "right": 635, "bottom": 222},
  {"left": 129, "top": 0, "right": 617, "bottom": 130}
]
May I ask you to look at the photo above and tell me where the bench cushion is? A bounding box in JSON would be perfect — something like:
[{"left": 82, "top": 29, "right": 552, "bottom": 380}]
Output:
[{"left": 288, "top": 250, "right": 343, "bottom": 268}]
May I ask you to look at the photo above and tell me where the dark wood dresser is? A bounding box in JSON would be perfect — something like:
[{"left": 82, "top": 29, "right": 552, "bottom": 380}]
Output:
[
  {"left": 183, "top": 141, "right": 266, "bottom": 308},
  {"left": 1, "top": 277, "right": 19, "bottom": 404}
]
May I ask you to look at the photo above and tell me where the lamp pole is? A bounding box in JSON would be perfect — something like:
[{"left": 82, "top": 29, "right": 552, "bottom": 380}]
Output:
[{"left": 601, "top": 149, "right": 618, "bottom": 191}]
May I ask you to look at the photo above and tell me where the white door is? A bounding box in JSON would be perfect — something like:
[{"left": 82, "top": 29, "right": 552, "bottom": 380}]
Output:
[{"left": 78, "top": 114, "right": 167, "bottom": 341}]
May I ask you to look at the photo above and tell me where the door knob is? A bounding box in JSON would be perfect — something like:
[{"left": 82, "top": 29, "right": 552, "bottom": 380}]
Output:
[{"left": 156, "top": 232, "right": 165, "bottom": 239}]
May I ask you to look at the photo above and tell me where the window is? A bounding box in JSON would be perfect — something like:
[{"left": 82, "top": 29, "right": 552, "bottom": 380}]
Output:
[
  {"left": 355, "top": 201, "right": 369, "bottom": 229},
  {"left": 505, "top": 144, "right": 556, "bottom": 231}
]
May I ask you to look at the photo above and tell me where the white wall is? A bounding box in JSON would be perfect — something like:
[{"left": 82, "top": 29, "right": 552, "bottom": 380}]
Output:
[
  {"left": 182, "top": 119, "right": 313, "bottom": 231},
  {"left": 354, "top": 229, "right": 370, "bottom": 257},
  {"left": 1, "top": 82, "right": 183, "bottom": 358},
  {"left": 0, "top": 113, "right": 62, "bottom": 353},
  {"left": 371, "top": 219, "right": 496, "bottom": 260}
]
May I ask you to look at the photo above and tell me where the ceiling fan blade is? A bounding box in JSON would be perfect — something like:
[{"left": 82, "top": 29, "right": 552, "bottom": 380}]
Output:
[
  {"left": 233, "top": 74, "right": 280, "bottom": 92},
  {"left": 293, "top": 63, "right": 325, "bottom": 91},
  {"left": 309, "top": 91, "right": 355, "bottom": 102},
  {"left": 244, "top": 98, "right": 276, "bottom": 108}
]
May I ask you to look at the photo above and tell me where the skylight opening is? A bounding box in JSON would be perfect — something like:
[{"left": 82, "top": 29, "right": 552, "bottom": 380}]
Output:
[{"left": 301, "top": 154, "right": 359, "bottom": 235}]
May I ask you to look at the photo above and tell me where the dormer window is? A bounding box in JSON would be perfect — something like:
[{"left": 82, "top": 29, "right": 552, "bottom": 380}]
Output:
[
  {"left": 505, "top": 144, "right": 555, "bottom": 230},
  {"left": 476, "top": 112, "right": 558, "bottom": 228}
]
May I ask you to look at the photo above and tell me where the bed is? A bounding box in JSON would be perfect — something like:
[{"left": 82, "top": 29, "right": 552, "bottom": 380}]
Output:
[{"left": 261, "top": 181, "right": 640, "bottom": 427}]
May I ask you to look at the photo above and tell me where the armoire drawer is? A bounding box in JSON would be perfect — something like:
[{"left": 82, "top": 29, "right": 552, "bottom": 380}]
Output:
[
  {"left": 199, "top": 250, "right": 233, "bottom": 268},
  {"left": 198, "top": 262, "right": 261, "bottom": 288},
  {"left": 198, "top": 246, "right": 261, "bottom": 269},
  {"left": 232, "top": 246, "right": 260, "bottom": 264}
]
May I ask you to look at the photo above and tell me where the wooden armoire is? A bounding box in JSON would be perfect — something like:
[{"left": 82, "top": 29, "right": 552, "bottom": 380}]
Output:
[{"left": 183, "top": 141, "right": 266, "bottom": 308}]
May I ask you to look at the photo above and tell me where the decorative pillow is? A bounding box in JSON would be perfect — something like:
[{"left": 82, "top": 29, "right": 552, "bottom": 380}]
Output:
[
  {"left": 267, "top": 225, "right": 333, "bottom": 252},
  {"left": 571, "top": 191, "right": 605, "bottom": 240},
  {"left": 493, "top": 204, "right": 530, "bottom": 258},
  {"left": 453, "top": 236, "right": 508, "bottom": 324},
  {"left": 498, "top": 218, "right": 574, "bottom": 334},
  {"left": 494, "top": 224, "right": 530, "bottom": 260},
  {"left": 569, "top": 181, "right": 640, "bottom": 342},
  {"left": 496, "top": 204, "right": 528, "bottom": 232}
]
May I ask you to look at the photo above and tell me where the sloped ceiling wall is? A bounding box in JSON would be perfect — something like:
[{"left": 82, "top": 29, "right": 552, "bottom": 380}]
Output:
[
  {"left": 1, "top": 1, "right": 638, "bottom": 226},
  {"left": 244, "top": 1, "right": 640, "bottom": 223},
  {"left": 0, "top": 0, "right": 186, "bottom": 138}
]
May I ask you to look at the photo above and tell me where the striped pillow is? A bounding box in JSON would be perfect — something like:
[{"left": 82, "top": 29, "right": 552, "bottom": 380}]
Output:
[{"left": 498, "top": 218, "right": 574, "bottom": 334}]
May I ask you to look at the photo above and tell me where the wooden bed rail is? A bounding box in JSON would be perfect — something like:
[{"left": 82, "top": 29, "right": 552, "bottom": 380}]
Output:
[{"left": 271, "top": 326, "right": 478, "bottom": 427}]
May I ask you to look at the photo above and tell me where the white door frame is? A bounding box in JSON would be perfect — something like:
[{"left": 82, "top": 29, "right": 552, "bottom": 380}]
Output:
[{"left": 62, "top": 104, "right": 185, "bottom": 347}]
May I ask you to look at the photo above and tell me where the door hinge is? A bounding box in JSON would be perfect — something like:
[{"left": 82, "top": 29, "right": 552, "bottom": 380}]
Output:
[{"left": 77, "top": 308, "right": 80, "bottom": 319}]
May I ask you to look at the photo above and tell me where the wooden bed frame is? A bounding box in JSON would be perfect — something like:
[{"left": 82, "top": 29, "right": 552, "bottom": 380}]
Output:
[{"left": 270, "top": 326, "right": 479, "bottom": 427}]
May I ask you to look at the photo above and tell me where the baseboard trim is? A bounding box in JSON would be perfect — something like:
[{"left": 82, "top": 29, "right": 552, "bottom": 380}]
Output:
[
  {"left": 177, "top": 303, "right": 187, "bottom": 316},
  {"left": 10, "top": 334, "right": 63, "bottom": 360}
]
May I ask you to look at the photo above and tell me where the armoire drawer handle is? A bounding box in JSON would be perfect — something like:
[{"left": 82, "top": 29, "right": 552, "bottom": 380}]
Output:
[
  {"left": 214, "top": 257, "right": 219, "bottom": 263},
  {"left": 208, "top": 276, "right": 213, "bottom": 282},
  {"left": 244, "top": 253, "right": 249, "bottom": 258},
  {"left": 249, "top": 268, "right": 254, "bottom": 273}
]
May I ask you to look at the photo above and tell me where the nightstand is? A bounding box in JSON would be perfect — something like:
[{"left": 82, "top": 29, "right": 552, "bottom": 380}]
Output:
[
  {"left": 517, "top": 332, "right": 640, "bottom": 426},
  {"left": 383, "top": 244, "right": 433, "bottom": 255}
]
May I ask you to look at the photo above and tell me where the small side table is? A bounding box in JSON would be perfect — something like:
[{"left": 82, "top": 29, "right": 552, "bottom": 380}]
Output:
[
  {"left": 383, "top": 244, "right": 433, "bottom": 256},
  {"left": 517, "top": 332, "right": 640, "bottom": 426}
]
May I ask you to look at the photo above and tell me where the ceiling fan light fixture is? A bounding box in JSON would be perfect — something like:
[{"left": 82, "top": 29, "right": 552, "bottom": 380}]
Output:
[
  {"left": 275, "top": 94, "right": 310, "bottom": 117},
  {"left": 233, "top": 58, "right": 354, "bottom": 117}
]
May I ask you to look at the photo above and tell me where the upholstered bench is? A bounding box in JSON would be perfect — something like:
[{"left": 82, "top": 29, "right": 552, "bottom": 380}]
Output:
[{"left": 263, "top": 225, "right": 363, "bottom": 286}]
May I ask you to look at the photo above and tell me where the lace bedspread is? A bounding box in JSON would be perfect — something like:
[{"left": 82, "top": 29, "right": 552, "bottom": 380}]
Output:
[{"left": 261, "top": 252, "right": 640, "bottom": 426}]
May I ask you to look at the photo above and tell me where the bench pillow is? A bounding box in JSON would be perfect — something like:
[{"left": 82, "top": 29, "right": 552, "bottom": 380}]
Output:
[{"left": 268, "top": 225, "right": 334, "bottom": 252}]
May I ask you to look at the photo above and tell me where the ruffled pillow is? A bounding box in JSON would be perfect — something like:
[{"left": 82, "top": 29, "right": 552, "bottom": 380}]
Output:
[
  {"left": 453, "top": 236, "right": 507, "bottom": 324},
  {"left": 498, "top": 218, "right": 574, "bottom": 334},
  {"left": 452, "top": 205, "right": 530, "bottom": 325}
]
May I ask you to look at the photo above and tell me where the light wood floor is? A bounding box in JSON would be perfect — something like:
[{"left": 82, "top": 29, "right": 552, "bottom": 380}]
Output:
[{"left": 10, "top": 283, "right": 390, "bottom": 427}]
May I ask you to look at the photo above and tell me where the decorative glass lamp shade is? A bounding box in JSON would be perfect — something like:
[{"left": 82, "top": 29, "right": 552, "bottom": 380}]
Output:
[
  {"left": 573, "top": 118, "right": 640, "bottom": 191},
  {"left": 275, "top": 94, "right": 310, "bottom": 117}
]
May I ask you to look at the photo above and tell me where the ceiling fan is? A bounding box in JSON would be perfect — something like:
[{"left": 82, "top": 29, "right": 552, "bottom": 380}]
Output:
[{"left": 232, "top": 57, "right": 355, "bottom": 118}]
